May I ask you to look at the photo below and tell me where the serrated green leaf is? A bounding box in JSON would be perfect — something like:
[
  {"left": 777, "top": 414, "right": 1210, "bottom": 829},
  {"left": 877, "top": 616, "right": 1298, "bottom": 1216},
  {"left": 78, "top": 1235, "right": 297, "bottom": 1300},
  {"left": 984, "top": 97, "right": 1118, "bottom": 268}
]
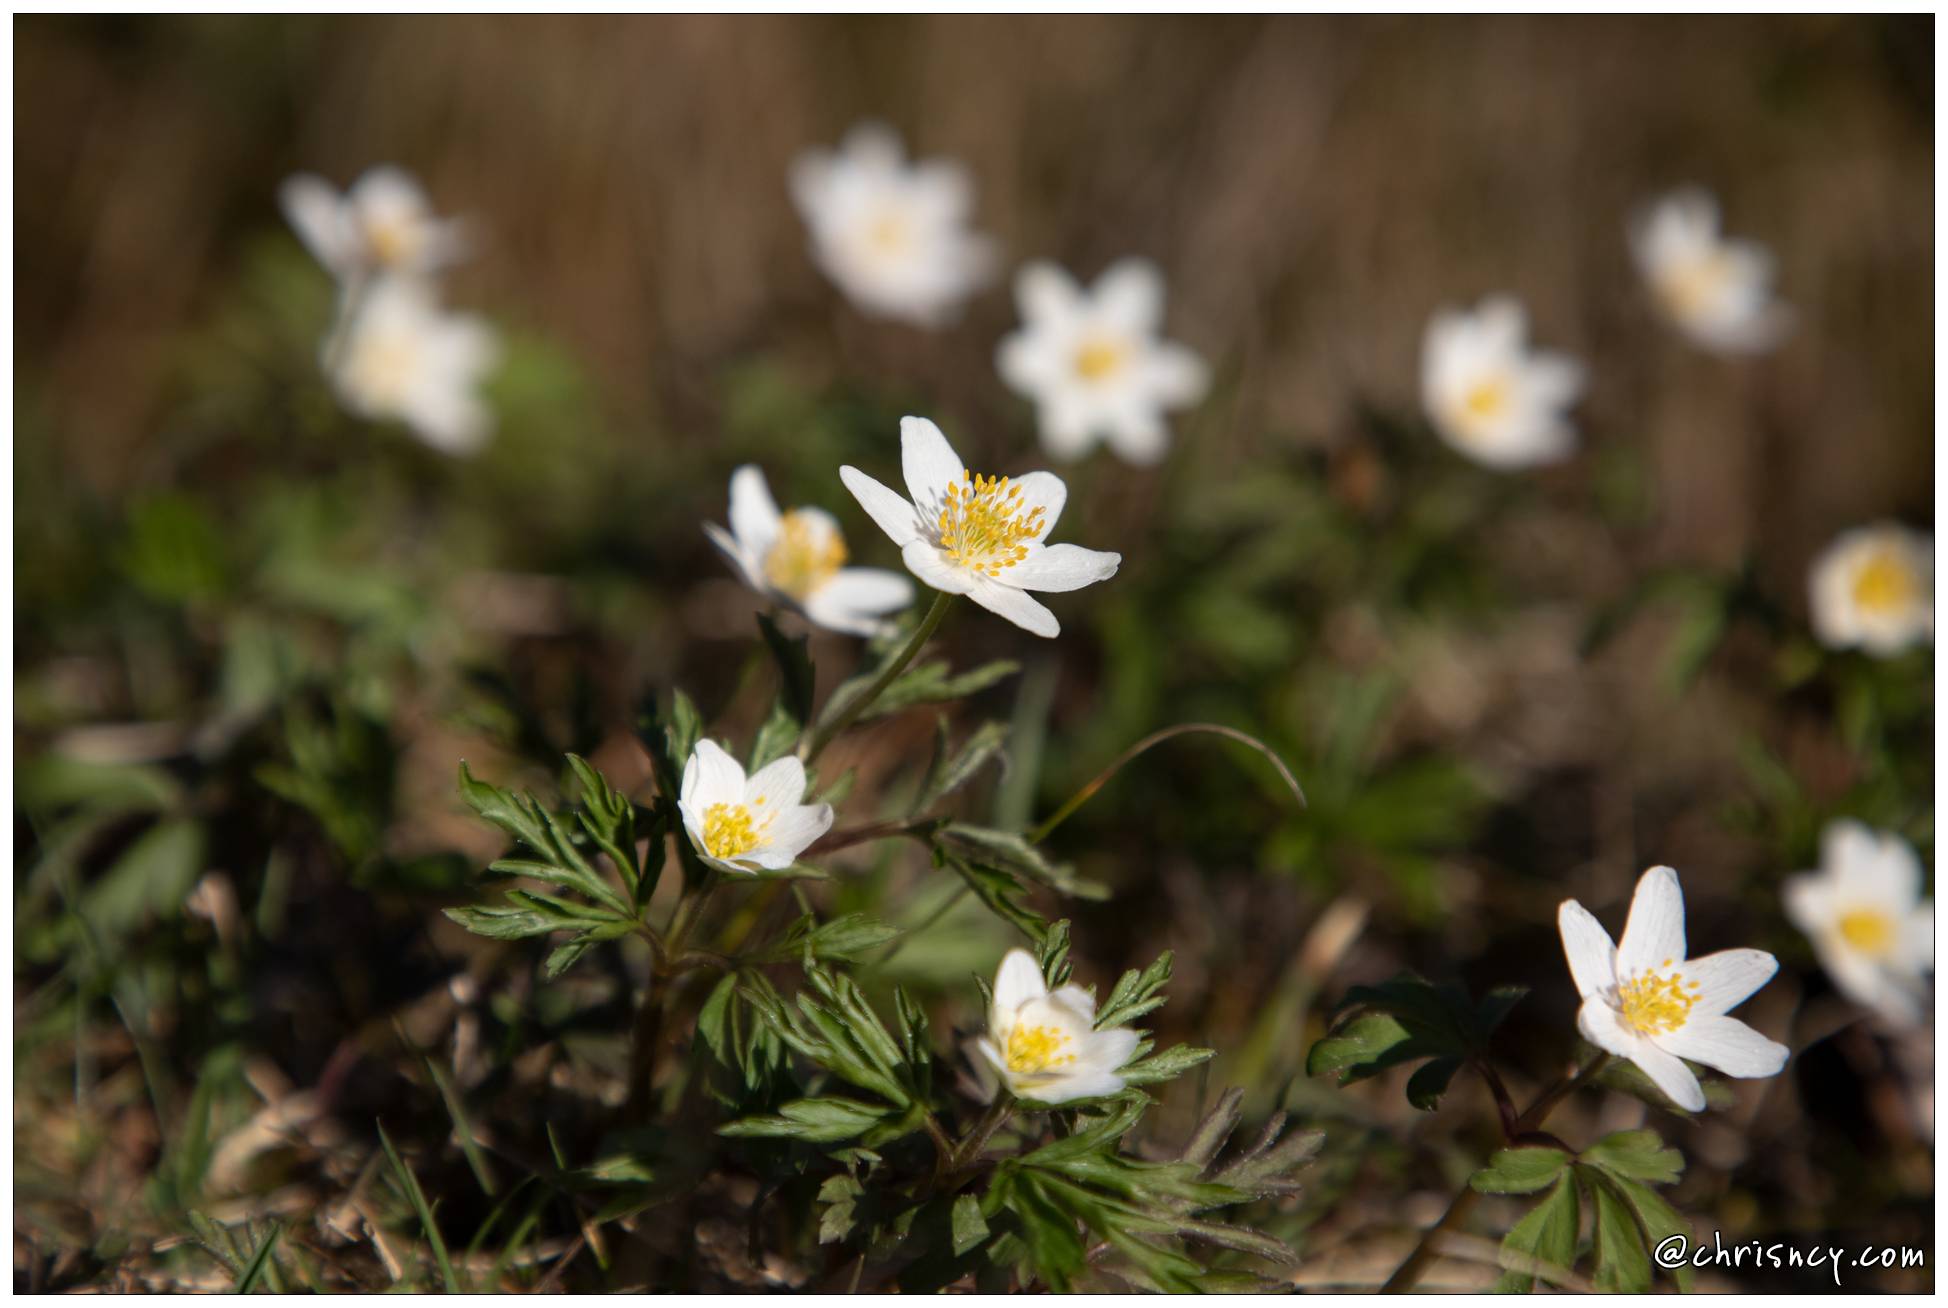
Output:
[
  {"left": 919, "top": 721, "right": 1010, "bottom": 811},
  {"left": 1471, "top": 1146, "right": 1570, "bottom": 1195},
  {"left": 1589, "top": 1172, "right": 1653, "bottom": 1292},
  {"left": 950, "top": 1193, "right": 989, "bottom": 1257},
  {"left": 1119, "top": 1044, "right": 1214, "bottom": 1087},
  {"left": 948, "top": 856, "right": 1049, "bottom": 944},
  {"left": 1305, "top": 1012, "right": 1415, "bottom": 1082},
  {"left": 762, "top": 913, "right": 900, "bottom": 963},
  {"left": 1601, "top": 1171, "right": 1695, "bottom": 1291},
  {"left": 1579, "top": 1129, "right": 1684, "bottom": 1185},
  {"left": 748, "top": 700, "right": 801, "bottom": 772},
  {"left": 442, "top": 904, "right": 561, "bottom": 940},
  {"left": 1493, "top": 1172, "right": 1580, "bottom": 1294},
  {"left": 718, "top": 1096, "right": 890, "bottom": 1143}
]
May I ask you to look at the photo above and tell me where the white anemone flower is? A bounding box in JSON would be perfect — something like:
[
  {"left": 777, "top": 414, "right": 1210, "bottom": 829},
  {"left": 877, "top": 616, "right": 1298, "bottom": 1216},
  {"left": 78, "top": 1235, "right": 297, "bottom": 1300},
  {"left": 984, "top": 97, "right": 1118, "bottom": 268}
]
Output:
[
  {"left": 789, "top": 122, "right": 997, "bottom": 327},
  {"left": 1421, "top": 296, "right": 1586, "bottom": 471},
  {"left": 1785, "top": 820, "right": 1933, "bottom": 1029},
  {"left": 279, "top": 165, "right": 469, "bottom": 284},
  {"left": 976, "top": 949, "right": 1140, "bottom": 1104},
  {"left": 1557, "top": 865, "right": 1789, "bottom": 1113},
  {"left": 1807, "top": 522, "right": 1933, "bottom": 657},
  {"left": 838, "top": 417, "right": 1121, "bottom": 639},
  {"left": 1630, "top": 188, "right": 1790, "bottom": 354},
  {"left": 703, "top": 466, "right": 915, "bottom": 638},
  {"left": 996, "top": 260, "right": 1210, "bottom": 466},
  {"left": 678, "top": 740, "right": 833, "bottom": 875},
  {"left": 327, "top": 278, "right": 497, "bottom": 455}
]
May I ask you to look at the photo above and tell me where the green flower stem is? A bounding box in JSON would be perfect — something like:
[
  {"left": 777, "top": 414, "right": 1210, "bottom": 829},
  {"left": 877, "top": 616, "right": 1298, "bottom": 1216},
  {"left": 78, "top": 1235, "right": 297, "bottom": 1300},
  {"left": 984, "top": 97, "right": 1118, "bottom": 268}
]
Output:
[
  {"left": 801, "top": 591, "right": 955, "bottom": 766},
  {"left": 1379, "top": 1051, "right": 1611, "bottom": 1293}
]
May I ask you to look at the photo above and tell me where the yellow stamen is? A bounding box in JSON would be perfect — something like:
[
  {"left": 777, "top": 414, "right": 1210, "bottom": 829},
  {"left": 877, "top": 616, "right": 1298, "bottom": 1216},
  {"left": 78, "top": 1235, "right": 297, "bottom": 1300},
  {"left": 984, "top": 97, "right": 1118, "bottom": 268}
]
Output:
[
  {"left": 1616, "top": 968, "right": 1701, "bottom": 1036},
  {"left": 1005, "top": 1022, "right": 1077, "bottom": 1075},
  {"left": 763, "top": 510, "right": 847, "bottom": 600},
  {"left": 867, "top": 213, "right": 909, "bottom": 254},
  {"left": 1851, "top": 549, "right": 1919, "bottom": 617},
  {"left": 937, "top": 469, "right": 1047, "bottom": 578},
  {"left": 343, "top": 331, "right": 420, "bottom": 407},
  {"left": 1838, "top": 908, "right": 1895, "bottom": 957},
  {"left": 702, "top": 802, "right": 762, "bottom": 860},
  {"left": 1661, "top": 252, "right": 1736, "bottom": 319},
  {"left": 1072, "top": 337, "right": 1128, "bottom": 382},
  {"left": 1462, "top": 376, "right": 1510, "bottom": 422},
  {"left": 366, "top": 216, "right": 417, "bottom": 268}
]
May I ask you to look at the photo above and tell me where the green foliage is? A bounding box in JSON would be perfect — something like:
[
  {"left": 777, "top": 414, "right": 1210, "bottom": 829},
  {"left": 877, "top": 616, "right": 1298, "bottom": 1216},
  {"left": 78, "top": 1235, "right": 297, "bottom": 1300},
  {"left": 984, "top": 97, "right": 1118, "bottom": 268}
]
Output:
[{"left": 1306, "top": 973, "right": 1525, "bottom": 1109}]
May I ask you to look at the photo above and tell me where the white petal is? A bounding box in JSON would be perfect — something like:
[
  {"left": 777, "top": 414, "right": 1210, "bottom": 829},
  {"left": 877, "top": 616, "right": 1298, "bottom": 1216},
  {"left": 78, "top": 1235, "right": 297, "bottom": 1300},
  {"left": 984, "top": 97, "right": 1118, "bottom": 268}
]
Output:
[
  {"left": 1657, "top": 1015, "right": 1788, "bottom": 1080},
  {"left": 901, "top": 416, "right": 968, "bottom": 519},
  {"left": 750, "top": 804, "right": 833, "bottom": 868},
  {"left": 1048, "top": 983, "right": 1098, "bottom": 1021},
  {"left": 1557, "top": 899, "right": 1619, "bottom": 999},
  {"left": 1099, "top": 398, "right": 1170, "bottom": 466},
  {"left": 744, "top": 754, "right": 809, "bottom": 810},
  {"left": 1024, "top": 1067, "right": 1126, "bottom": 1105},
  {"left": 1007, "top": 470, "right": 1069, "bottom": 537},
  {"left": 1898, "top": 902, "right": 1934, "bottom": 971},
  {"left": 966, "top": 577, "right": 1059, "bottom": 637},
  {"left": 1781, "top": 873, "right": 1831, "bottom": 936},
  {"left": 1084, "top": 1026, "right": 1142, "bottom": 1072},
  {"left": 1144, "top": 341, "right": 1210, "bottom": 408},
  {"left": 1006, "top": 543, "right": 1120, "bottom": 593},
  {"left": 900, "top": 540, "right": 976, "bottom": 595},
  {"left": 1016, "top": 261, "right": 1082, "bottom": 326},
  {"left": 1627, "top": 1040, "right": 1707, "bottom": 1112},
  {"left": 688, "top": 739, "right": 747, "bottom": 806},
  {"left": 1616, "top": 865, "right": 1686, "bottom": 980},
  {"left": 1576, "top": 996, "right": 1642, "bottom": 1060},
  {"left": 992, "top": 949, "right": 1048, "bottom": 1014},
  {"left": 728, "top": 465, "right": 784, "bottom": 556},
  {"left": 702, "top": 521, "right": 765, "bottom": 591},
  {"left": 350, "top": 165, "right": 431, "bottom": 222},
  {"left": 1681, "top": 948, "right": 1777, "bottom": 1016},
  {"left": 812, "top": 567, "right": 914, "bottom": 617},
  {"left": 839, "top": 466, "right": 923, "bottom": 547},
  {"left": 1093, "top": 258, "right": 1165, "bottom": 335},
  {"left": 279, "top": 174, "right": 354, "bottom": 275}
]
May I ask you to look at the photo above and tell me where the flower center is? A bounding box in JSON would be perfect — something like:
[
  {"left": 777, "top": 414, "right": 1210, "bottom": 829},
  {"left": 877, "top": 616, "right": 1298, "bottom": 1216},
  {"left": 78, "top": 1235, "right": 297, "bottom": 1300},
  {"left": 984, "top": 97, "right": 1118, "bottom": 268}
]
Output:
[
  {"left": 702, "top": 802, "right": 762, "bottom": 860},
  {"left": 1838, "top": 908, "right": 1895, "bottom": 957},
  {"left": 1662, "top": 252, "right": 1736, "bottom": 318},
  {"left": 365, "top": 215, "right": 419, "bottom": 268},
  {"left": 867, "top": 212, "right": 910, "bottom": 256},
  {"left": 343, "top": 330, "right": 422, "bottom": 407},
  {"left": 1616, "top": 964, "right": 1701, "bottom": 1036},
  {"left": 763, "top": 511, "right": 847, "bottom": 600},
  {"left": 1072, "top": 337, "right": 1128, "bottom": 383},
  {"left": 1004, "top": 1022, "right": 1076, "bottom": 1075},
  {"left": 937, "top": 470, "right": 1047, "bottom": 578},
  {"left": 1461, "top": 375, "right": 1511, "bottom": 423},
  {"left": 1851, "top": 549, "right": 1919, "bottom": 616}
]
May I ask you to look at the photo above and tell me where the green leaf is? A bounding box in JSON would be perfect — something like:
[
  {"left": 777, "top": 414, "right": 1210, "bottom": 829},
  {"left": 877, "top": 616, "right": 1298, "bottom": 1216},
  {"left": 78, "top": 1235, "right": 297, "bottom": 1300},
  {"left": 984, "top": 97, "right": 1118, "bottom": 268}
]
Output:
[
  {"left": 1096, "top": 952, "right": 1174, "bottom": 1030},
  {"left": 823, "top": 656, "right": 1021, "bottom": 728},
  {"left": 1579, "top": 1129, "right": 1684, "bottom": 1186},
  {"left": 951, "top": 1193, "right": 989, "bottom": 1257},
  {"left": 748, "top": 700, "right": 801, "bottom": 772},
  {"left": 1589, "top": 1172, "right": 1653, "bottom": 1292},
  {"left": 230, "top": 1221, "right": 282, "bottom": 1294},
  {"left": 441, "top": 904, "right": 563, "bottom": 940},
  {"left": 940, "top": 824, "right": 1107, "bottom": 899},
  {"left": 1493, "top": 1173, "right": 1580, "bottom": 1294},
  {"left": 947, "top": 856, "right": 1049, "bottom": 945},
  {"left": 918, "top": 721, "right": 1010, "bottom": 811},
  {"left": 1405, "top": 1056, "right": 1463, "bottom": 1110},
  {"left": 83, "top": 818, "right": 206, "bottom": 937},
  {"left": 457, "top": 762, "right": 628, "bottom": 914},
  {"left": 718, "top": 1096, "right": 890, "bottom": 1143},
  {"left": 564, "top": 753, "right": 639, "bottom": 895},
  {"left": 1305, "top": 1012, "right": 1414, "bottom": 1082},
  {"left": 1118, "top": 1044, "right": 1214, "bottom": 1087},
  {"left": 762, "top": 913, "right": 900, "bottom": 963},
  {"left": 376, "top": 1122, "right": 461, "bottom": 1293},
  {"left": 1601, "top": 1172, "right": 1695, "bottom": 1291},
  {"left": 1470, "top": 1146, "right": 1570, "bottom": 1195}
]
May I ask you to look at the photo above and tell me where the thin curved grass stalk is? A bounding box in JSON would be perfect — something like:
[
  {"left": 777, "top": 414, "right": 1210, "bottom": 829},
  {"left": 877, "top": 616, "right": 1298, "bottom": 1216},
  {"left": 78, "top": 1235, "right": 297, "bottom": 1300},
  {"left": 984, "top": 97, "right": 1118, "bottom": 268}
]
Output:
[{"left": 1027, "top": 722, "right": 1307, "bottom": 846}]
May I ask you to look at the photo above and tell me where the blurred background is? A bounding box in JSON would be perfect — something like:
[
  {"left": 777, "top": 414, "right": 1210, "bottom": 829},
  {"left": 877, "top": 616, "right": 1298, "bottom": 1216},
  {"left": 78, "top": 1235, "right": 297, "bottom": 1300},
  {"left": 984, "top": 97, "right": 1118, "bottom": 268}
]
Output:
[{"left": 14, "top": 14, "right": 1934, "bottom": 1292}]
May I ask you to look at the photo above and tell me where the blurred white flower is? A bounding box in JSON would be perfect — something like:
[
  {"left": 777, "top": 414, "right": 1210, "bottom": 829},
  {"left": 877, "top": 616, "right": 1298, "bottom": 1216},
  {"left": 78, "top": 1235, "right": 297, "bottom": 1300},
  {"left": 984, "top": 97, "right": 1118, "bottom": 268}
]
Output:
[
  {"left": 1807, "top": 522, "right": 1933, "bottom": 656},
  {"left": 1558, "top": 865, "right": 1789, "bottom": 1112},
  {"left": 703, "top": 465, "right": 914, "bottom": 638},
  {"left": 996, "top": 260, "right": 1209, "bottom": 466},
  {"left": 789, "top": 122, "right": 996, "bottom": 327},
  {"left": 1422, "top": 296, "right": 1586, "bottom": 470},
  {"left": 678, "top": 739, "right": 833, "bottom": 875},
  {"left": 975, "top": 949, "right": 1139, "bottom": 1104},
  {"left": 327, "top": 278, "right": 497, "bottom": 455},
  {"left": 1630, "top": 187, "right": 1790, "bottom": 354},
  {"left": 1785, "top": 820, "right": 1933, "bottom": 1029},
  {"left": 280, "top": 165, "right": 469, "bottom": 284},
  {"left": 839, "top": 417, "right": 1120, "bottom": 638}
]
